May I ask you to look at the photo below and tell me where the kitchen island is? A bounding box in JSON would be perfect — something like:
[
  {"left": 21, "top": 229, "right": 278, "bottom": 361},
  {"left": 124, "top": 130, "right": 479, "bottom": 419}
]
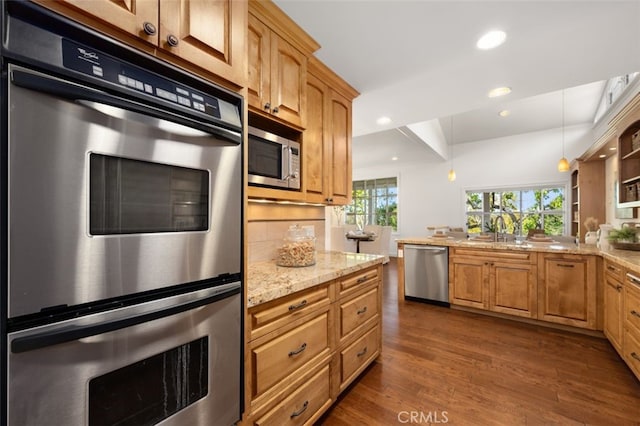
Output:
[
  {"left": 243, "top": 251, "right": 384, "bottom": 425},
  {"left": 397, "top": 236, "right": 640, "bottom": 381}
]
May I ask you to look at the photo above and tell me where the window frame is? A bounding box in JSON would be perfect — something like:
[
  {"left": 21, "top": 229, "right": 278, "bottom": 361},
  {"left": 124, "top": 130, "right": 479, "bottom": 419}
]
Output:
[
  {"left": 464, "top": 182, "right": 569, "bottom": 236},
  {"left": 346, "top": 177, "right": 398, "bottom": 231}
]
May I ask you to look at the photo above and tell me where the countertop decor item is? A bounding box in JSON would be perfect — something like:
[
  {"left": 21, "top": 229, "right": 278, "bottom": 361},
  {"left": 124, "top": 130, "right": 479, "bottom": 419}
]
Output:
[
  {"left": 584, "top": 217, "right": 599, "bottom": 245},
  {"left": 608, "top": 226, "right": 638, "bottom": 245}
]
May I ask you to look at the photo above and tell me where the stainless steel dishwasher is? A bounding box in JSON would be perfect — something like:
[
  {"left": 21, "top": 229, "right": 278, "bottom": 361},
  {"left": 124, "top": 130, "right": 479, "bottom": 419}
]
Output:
[{"left": 403, "top": 244, "right": 449, "bottom": 306}]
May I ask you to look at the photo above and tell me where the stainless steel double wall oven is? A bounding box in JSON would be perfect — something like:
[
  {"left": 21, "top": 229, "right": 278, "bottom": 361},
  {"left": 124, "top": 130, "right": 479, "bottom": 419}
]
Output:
[{"left": 1, "top": 2, "right": 244, "bottom": 425}]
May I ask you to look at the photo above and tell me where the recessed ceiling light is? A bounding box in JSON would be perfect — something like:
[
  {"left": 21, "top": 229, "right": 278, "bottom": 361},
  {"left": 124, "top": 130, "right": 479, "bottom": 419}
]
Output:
[
  {"left": 391, "top": 156, "right": 399, "bottom": 161},
  {"left": 376, "top": 116, "right": 392, "bottom": 125},
  {"left": 599, "top": 154, "right": 607, "bottom": 158},
  {"left": 610, "top": 147, "right": 617, "bottom": 151},
  {"left": 499, "top": 110, "right": 510, "bottom": 117},
  {"left": 477, "top": 30, "right": 507, "bottom": 50},
  {"left": 488, "top": 86, "right": 512, "bottom": 98}
]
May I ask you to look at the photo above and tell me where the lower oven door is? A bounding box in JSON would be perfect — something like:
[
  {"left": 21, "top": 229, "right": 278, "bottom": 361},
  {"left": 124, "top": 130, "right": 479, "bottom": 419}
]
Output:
[{"left": 7, "top": 283, "right": 241, "bottom": 426}]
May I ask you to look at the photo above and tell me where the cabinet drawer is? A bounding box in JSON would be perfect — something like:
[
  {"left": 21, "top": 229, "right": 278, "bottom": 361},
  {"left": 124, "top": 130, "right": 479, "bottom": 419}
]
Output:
[
  {"left": 340, "top": 287, "right": 379, "bottom": 340},
  {"left": 340, "top": 325, "right": 379, "bottom": 389},
  {"left": 254, "top": 364, "right": 331, "bottom": 426},
  {"left": 252, "top": 312, "right": 329, "bottom": 396},
  {"left": 339, "top": 267, "right": 379, "bottom": 297},
  {"left": 624, "top": 281, "right": 640, "bottom": 335},
  {"left": 623, "top": 327, "right": 640, "bottom": 380},
  {"left": 249, "top": 285, "right": 330, "bottom": 340},
  {"left": 605, "top": 260, "right": 625, "bottom": 282}
]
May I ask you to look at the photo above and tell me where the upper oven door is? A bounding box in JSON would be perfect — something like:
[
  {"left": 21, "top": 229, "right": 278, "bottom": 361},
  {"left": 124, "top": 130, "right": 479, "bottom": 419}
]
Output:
[{"left": 7, "top": 64, "right": 243, "bottom": 318}]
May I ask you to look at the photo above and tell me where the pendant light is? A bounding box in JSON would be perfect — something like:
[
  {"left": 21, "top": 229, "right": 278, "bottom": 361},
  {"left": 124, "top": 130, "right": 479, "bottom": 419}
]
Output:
[
  {"left": 448, "top": 116, "right": 457, "bottom": 181},
  {"left": 557, "top": 90, "right": 570, "bottom": 172}
]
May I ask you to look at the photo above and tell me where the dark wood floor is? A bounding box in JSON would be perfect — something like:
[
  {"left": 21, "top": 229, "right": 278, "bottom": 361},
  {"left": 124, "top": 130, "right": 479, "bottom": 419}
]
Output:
[{"left": 318, "top": 258, "right": 640, "bottom": 425}]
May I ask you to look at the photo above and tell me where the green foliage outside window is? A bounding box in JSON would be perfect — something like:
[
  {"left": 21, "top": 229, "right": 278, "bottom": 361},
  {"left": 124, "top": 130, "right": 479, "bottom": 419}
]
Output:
[
  {"left": 466, "top": 187, "right": 565, "bottom": 236},
  {"left": 346, "top": 178, "right": 397, "bottom": 231}
]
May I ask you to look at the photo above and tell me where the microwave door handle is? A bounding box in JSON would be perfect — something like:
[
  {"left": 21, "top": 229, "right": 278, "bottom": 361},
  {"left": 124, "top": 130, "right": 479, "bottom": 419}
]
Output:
[
  {"left": 282, "top": 146, "right": 295, "bottom": 181},
  {"left": 10, "top": 284, "right": 240, "bottom": 354},
  {"left": 10, "top": 68, "right": 241, "bottom": 144}
]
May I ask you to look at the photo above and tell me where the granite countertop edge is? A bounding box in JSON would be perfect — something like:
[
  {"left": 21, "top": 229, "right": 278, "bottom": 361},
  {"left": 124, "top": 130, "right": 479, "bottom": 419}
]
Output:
[
  {"left": 247, "top": 251, "right": 384, "bottom": 308},
  {"left": 397, "top": 237, "right": 640, "bottom": 274}
]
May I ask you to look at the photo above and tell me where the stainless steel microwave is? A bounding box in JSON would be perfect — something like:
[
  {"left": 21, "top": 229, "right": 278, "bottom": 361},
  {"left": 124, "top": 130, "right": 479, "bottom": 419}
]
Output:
[{"left": 248, "top": 126, "right": 300, "bottom": 190}]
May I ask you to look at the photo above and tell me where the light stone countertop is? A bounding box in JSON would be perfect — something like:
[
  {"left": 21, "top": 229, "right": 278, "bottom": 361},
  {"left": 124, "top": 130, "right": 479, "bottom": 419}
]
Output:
[
  {"left": 247, "top": 251, "right": 384, "bottom": 308},
  {"left": 397, "top": 236, "right": 640, "bottom": 274}
]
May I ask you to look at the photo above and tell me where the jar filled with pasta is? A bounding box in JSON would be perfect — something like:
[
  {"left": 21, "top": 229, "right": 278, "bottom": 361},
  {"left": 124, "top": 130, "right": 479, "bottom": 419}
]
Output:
[{"left": 276, "top": 225, "right": 316, "bottom": 267}]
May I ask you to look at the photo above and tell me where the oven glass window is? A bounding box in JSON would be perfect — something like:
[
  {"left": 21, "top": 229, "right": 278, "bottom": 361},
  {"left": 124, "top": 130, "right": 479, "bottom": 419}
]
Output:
[
  {"left": 90, "top": 154, "right": 209, "bottom": 234},
  {"left": 248, "top": 135, "right": 282, "bottom": 179},
  {"left": 88, "top": 337, "right": 208, "bottom": 426}
]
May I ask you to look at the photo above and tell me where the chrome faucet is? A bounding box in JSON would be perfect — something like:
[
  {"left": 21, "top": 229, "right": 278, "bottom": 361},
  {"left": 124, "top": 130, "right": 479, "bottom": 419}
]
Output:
[{"left": 494, "top": 216, "right": 506, "bottom": 242}]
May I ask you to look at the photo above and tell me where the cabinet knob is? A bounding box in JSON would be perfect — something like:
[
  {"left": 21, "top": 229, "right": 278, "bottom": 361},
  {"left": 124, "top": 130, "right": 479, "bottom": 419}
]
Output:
[
  {"left": 263, "top": 102, "right": 271, "bottom": 111},
  {"left": 142, "top": 22, "right": 157, "bottom": 36},
  {"left": 166, "top": 34, "right": 179, "bottom": 47},
  {"left": 272, "top": 106, "right": 279, "bottom": 114}
]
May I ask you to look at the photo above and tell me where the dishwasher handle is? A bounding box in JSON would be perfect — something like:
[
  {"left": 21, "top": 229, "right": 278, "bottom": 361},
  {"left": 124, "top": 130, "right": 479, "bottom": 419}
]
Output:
[{"left": 405, "top": 245, "right": 447, "bottom": 252}]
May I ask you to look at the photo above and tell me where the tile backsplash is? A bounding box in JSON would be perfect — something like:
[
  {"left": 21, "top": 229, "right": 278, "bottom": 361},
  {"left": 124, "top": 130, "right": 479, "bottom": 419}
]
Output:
[{"left": 248, "top": 220, "right": 325, "bottom": 263}]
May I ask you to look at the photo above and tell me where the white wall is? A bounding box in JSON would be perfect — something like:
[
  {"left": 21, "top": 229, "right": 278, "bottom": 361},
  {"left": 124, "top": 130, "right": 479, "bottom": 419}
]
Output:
[{"left": 353, "top": 124, "right": 594, "bottom": 256}]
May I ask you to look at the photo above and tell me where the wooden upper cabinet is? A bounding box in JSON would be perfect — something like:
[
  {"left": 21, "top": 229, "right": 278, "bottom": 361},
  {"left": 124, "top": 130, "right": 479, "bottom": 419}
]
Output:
[
  {"left": 304, "top": 72, "right": 328, "bottom": 203},
  {"left": 304, "top": 57, "right": 358, "bottom": 205},
  {"left": 40, "top": 0, "right": 159, "bottom": 43},
  {"left": 32, "top": 0, "right": 247, "bottom": 87},
  {"left": 247, "top": 12, "right": 306, "bottom": 128},
  {"left": 159, "top": 0, "right": 247, "bottom": 87},
  {"left": 248, "top": 13, "right": 271, "bottom": 113},
  {"left": 329, "top": 91, "right": 352, "bottom": 204}
]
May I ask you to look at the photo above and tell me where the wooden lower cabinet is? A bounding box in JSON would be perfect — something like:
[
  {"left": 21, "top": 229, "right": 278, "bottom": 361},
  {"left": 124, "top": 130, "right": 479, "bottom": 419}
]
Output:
[
  {"left": 604, "top": 260, "right": 625, "bottom": 354},
  {"left": 244, "top": 264, "right": 383, "bottom": 424},
  {"left": 449, "top": 248, "right": 537, "bottom": 318},
  {"left": 624, "top": 273, "right": 640, "bottom": 379},
  {"left": 538, "top": 253, "right": 598, "bottom": 329}
]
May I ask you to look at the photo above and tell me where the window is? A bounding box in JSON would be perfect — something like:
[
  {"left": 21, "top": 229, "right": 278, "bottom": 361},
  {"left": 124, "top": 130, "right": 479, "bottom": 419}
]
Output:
[
  {"left": 346, "top": 177, "right": 397, "bottom": 230},
  {"left": 466, "top": 186, "right": 565, "bottom": 236}
]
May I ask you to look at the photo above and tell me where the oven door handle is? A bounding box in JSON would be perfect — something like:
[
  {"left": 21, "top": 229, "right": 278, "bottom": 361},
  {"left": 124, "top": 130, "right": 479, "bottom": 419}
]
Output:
[
  {"left": 10, "top": 68, "right": 241, "bottom": 144},
  {"left": 10, "top": 284, "right": 240, "bottom": 354}
]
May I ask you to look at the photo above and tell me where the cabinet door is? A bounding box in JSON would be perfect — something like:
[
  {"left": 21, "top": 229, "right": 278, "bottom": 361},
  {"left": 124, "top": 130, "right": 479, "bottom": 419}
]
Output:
[
  {"left": 604, "top": 276, "right": 624, "bottom": 354},
  {"left": 159, "top": 0, "right": 247, "bottom": 86},
  {"left": 489, "top": 261, "right": 537, "bottom": 319},
  {"left": 328, "top": 90, "right": 352, "bottom": 205},
  {"left": 269, "top": 34, "right": 306, "bottom": 127},
  {"left": 247, "top": 13, "right": 271, "bottom": 111},
  {"left": 450, "top": 257, "right": 487, "bottom": 309},
  {"left": 35, "top": 0, "right": 158, "bottom": 44},
  {"left": 538, "top": 254, "right": 597, "bottom": 329},
  {"left": 304, "top": 73, "right": 329, "bottom": 203}
]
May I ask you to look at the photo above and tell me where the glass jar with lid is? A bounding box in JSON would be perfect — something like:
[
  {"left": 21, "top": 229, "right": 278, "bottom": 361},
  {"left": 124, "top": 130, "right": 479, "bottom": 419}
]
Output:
[{"left": 276, "top": 225, "right": 316, "bottom": 267}]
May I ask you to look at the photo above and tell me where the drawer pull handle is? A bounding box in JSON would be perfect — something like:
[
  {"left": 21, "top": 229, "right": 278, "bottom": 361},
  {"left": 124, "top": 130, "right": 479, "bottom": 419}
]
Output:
[
  {"left": 357, "top": 347, "right": 368, "bottom": 357},
  {"left": 607, "top": 265, "right": 619, "bottom": 272},
  {"left": 606, "top": 282, "right": 623, "bottom": 292},
  {"left": 288, "top": 299, "right": 307, "bottom": 311},
  {"left": 627, "top": 273, "right": 640, "bottom": 286},
  {"left": 357, "top": 276, "right": 369, "bottom": 283},
  {"left": 557, "top": 263, "right": 575, "bottom": 268},
  {"left": 357, "top": 306, "right": 368, "bottom": 315},
  {"left": 631, "top": 310, "right": 640, "bottom": 319},
  {"left": 632, "top": 352, "right": 640, "bottom": 362},
  {"left": 290, "top": 400, "right": 309, "bottom": 418},
  {"left": 288, "top": 342, "right": 307, "bottom": 357}
]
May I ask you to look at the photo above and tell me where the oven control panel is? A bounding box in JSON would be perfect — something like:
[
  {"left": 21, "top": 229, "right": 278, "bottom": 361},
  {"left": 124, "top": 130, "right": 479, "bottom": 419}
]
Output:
[{"left": 61, "top": 38, "right": 230, "bottom": 122}]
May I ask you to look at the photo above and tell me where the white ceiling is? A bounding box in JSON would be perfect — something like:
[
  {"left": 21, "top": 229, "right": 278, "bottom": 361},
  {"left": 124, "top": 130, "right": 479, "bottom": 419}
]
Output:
[{"left": 274, "top": 0, "right": 640, "bottom": 167}]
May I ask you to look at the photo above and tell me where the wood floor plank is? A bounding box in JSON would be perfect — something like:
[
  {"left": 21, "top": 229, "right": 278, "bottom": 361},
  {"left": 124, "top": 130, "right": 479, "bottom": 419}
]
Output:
[{"left": 316, "top": 258, "right": 640, "bottom": 425}]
